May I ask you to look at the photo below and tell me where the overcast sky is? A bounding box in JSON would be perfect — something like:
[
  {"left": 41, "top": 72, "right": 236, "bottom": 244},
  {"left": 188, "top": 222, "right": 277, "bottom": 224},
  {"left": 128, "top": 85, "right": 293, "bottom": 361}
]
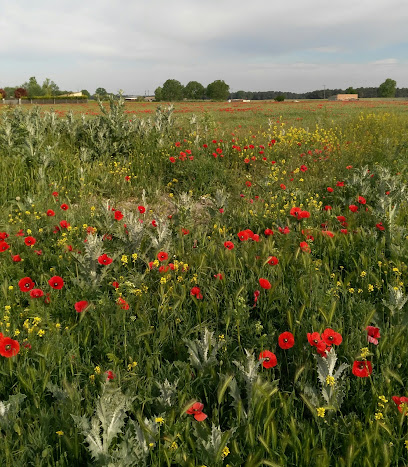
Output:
[{"left": 1, "top": 0, "right": 408, "bottom": 94}]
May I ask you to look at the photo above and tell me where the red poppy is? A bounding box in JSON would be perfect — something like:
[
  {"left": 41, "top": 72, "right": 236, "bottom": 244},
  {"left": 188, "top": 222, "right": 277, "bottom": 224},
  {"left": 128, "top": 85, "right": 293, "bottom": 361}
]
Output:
[
  {"left": 46, "top": 209, "right": 55, "bottom": 216},
  {"left": 181, "top": 228, "right": 190, "bottom": 235},
  {"left": 259, "top": 278, "right": 271, "bottom": 290},
  {"left": 358, "top": 196, "right": 366, "bottom": 204},
  {"left": 105, "top": 370, "right": 116, "bottom": 381},
  {"left": 18, "top": 277, "right": 35, "bottom": 292},
  {"left": 98, "top": 254, "right": 113, "bottom": 265},
  {"left": 336, "top": 181, "right": 345, "bottom": 187},
  {"left": 366, "top": 326, "right": 380, "bottom": 345},
  {"left": 48, "top": 276, "right": 64, "bottom": 290},
  {"left": 12, "top": 254, "right": 22, "bottom": 262},
  {"left": 352, "top": 360, "right": 373, "bottom": 377},
  {"left": 0, "top": 337, "right": 20, "bottom": 358},
  {"left": 300, "top": 165, "right": 308, "bottom": 172},
  {"left": 186, "top": 402, "right": 207, "bottom": 421},
  {"left": 138, "top": 206, "right": 146, "bottom": 214},
  {"left": 307, "top": 332, "right": 321, "bottom": 347},
  {"left": 245, "top": 181, "right": 252, "bottom": 187},
  {"left": 322, "top": 328, "right": 342, "bottom": 346},
  {"left": 190, "top": 287, "right": 203, "bottom": 299},
  {"left": 279, "top": 226, "right": 290, "bottom": 234},
  {"left": 300, "top": 241, "right": 311, "bottom": 253},
  {"left": 316, "top": 340, "right": 330, "bottom": 357},
  {"left": 324, "top": 205, "right": 332, "bottom": 211},
  {"left": 169, "top": 157, "right": 176, "bottom": 163},
  {"left": 224, "top": 241, "right": 234, "bottom": 250},
  {"left": 159, "top": 265, "right": 170, "bottom": 273},
  {"left": 214, "top": 273, "right": 224, "bottom": 280},
  {"left": 264, "top": 228, "right": 274, "bottom": 236},
  {"left": 376, "top": 222, "right": 385, "bottom": 231},
  {"left": 322, "top": 230, "right": 334, "bottom": 238},
  {"left": 24, "top": 236, "right": 36, "bottom": 247},
  {"left": 52, "top": 191, "right": 59, "bottom": 197},
  {"left": 267, "top": 256, "right": 279, "bottom": 266},
  {"left": 290, "top": 207, "right": 301, "bottom": 218},
  {"left": 259, "top": 350, "right": 277, "bottom": 368},
  {"left": 280, "top": 184, "right": 286, "bottom": 190},
  {"left": 237, "top": 230, "right": 251, "bottom": 241},
  {"left": 30, "top": 288, "right": 44, "bottom": 298},
  {"left": 75, "top": 300, "right": 89, "bottom": 313},
  {"left": 151, "top": 220, "right": 157, "bottom": 227},
  {"left": 16, "top": 229, "right": 24, "bottom": 236},
  {"left": 278, "top": 332, "right": 295, "bottom": 349},
  {"left": 392, "top": 396, "right": 408, "bottom": 414},
  {"left": 60, "top": 204, "right": 69, "bottom": 211},
  {"left": 112, "top": 281, "right": 120, "bottom": 289},
  {"left": 0, "top": 241, "right": 10, "bottom": 252},
  {"left": 59, "top": 220, "right": 70, "bottom": 229},
  {"left": 0, "top": 232, "right": 9, "bottom": 240},
  {"left": 349, "top": 205, "right": 358, "bottom": 213},
  {"left": 327, "top": 187, "right": 334, "bottom": 193},
  {"left": 117, "top": 297, "right": 129, "bottom": 310},
  {"left": 114, "top": 210, "right": 123, "bottom": 221},
  {"left": 157, "top": 251, "right": 168, "bottom": 262}
]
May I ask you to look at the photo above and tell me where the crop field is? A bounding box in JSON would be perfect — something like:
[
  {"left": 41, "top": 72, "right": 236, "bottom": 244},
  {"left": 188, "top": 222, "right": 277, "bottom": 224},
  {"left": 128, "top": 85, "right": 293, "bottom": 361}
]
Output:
[{"left": 1, "top": 97, "right": 408, "bottom": 466}]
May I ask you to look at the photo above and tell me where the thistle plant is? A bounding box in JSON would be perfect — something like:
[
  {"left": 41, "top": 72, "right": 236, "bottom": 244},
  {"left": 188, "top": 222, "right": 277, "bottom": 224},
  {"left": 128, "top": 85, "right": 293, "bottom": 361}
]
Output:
[{"left": 184, "top": 328, "right": 222, "bottom": 371}]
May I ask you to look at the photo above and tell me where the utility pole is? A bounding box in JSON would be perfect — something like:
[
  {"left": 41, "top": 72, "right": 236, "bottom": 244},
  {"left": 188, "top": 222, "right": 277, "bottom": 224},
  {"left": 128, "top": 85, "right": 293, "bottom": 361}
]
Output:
[{"left": 323, "top": 85, "right": 326, "bottom": 99}]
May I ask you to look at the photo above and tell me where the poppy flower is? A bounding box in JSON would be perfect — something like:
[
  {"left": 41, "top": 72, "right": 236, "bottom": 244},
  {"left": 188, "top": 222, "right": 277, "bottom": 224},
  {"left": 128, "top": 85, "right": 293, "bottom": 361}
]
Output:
[
  {"left": 112, "top": 281, "right": 120, "bottom": 289},
  {"left": 30, "top": 288, "right": 44, "bottom": 299},
  {"left": 157, "top": 251, "right": 168, "bottom": 262},
  {"left": 52, "top": 191, "right": 59, "bottom": 197},
  {"left": 349, "top": 205, "right": 358, "bottom": 213},
  {"left": 98, "top": 254, "right": 113, "bottom": 265},
  {"left": 181, "top": 228, "right": 190, "bottom": 235},
  {"left": 105, "top": 370, "right": 116, "bottom": 381},
  {"left": 18, "top": 277, "right": 35, "bottom": 292},
  {"left": 327, "top": 187, "right": 334, "bottom": 193},
  {"left": 186, "top": 402, "right": 207, "bottom": 421},
  {"left": 138, "top": 206, "right": 146, "bottom": 214},
  {"left": 60, "top": 204, "right": 69, "bottom": 211},
  {"left": 214, "top": 273, "right": 224, "bottom": 280},
  {"left": 46, "top": 209, "right": 55, "bottom": 216},
  {"left": 376, "top": 222, "right": 385, "bottom": 231},
  {"left": 278, "top": 332, "right": 295, "bottom": 349},
  {"left": 307, "top": 332, "right": 321, "bottom": 347},
  {"left": 259, "top": 350, "right": 277, "bottom": 368},
  {"left": 322, "top": 328, "right": 342, "bottom": 346},
  {"left": 300, "top": 241, "right": 311, "bottom": 253},
  {"left": 264, "top": 228, "right": 274, "bottom": 236},
  {"left": 324, "top": 205, "right": 332, "bottom": 211},
  {"left": 224, "top": 241, "right": 234, "bottom": 250},
  {"left": 298, "top": 210, "right": 310, "bottom": 219},
  {"left": 169, "top": 157, "right": 176, "bottom": 163},
  {"left": 237, "top": 230, "right": 251, "bottom": 241},
  {"left": 0, "top": 232, "right": 9, "bottom": 240},
  {"left": 159, "top": 265, "right": 170, "bottom": 273},
  {"left": 59, "top": 220, "right": 70, "bottom": 229},
  {"left": 392, "top": 396, "right": 408, "bottom": 414},
  {"left": 290, "top": 207, "right": 301, "bottom": 218},
  {"left": 0, "top": 241, "right": 10, "bottom": 252},
  {"left": 12, "top": 254, "right": 22, "bottom": 262},
  {"left": 48, "top": 276, "right": 64, "bottom": 290},
  {"left": 259, "top": 278, "right": 271, "bottom": 290},
  {"left": 267, "top": 256, "right": 279, "bottom": 266},
  {"left": 358, "top": 196, "right": 366, "bottom": 204},
  {"left": 280, "top": 184, "right": 286, "bottom": 190},
  {"left": 352, "top": 360, "right": 372, "bottom": 378},
  {"left": 16, "top": 229, "right": 24, "bottom": 236},
  {"left": 336, "top": 181, "right": 345, "bottom": 187},
  {"left": 190, "top": 287, "right": 203, "bottom": 299},
  {"left": 75, "top": 300, "right": 89, "bottom": 313},
  {"left": 151, "top": 220, "right": 157, "bottom": 227},
  {"left": 278, "top": 226, "right": 290, "bottom": 234},
  {"left": 322, "top": 230, "right": 334, "bottom": 238},
  {"left": 114, "top": 210, "right": 123, "bottom": 221},
  {"left": 366, "top": 326, "right": 380, "bottom": 345},
  {"left": 0, "top": 337, "right": 20, "bottom": 358},
  {"left": 316, "top": 340, "right": 330, "bottom": 357},
  {"left": 117, "top": 297, "right": 129, "bottom": 310},
  {"left": 300, "top": 165, "right": 308, "bottom": 172},
  {"left": 24, "top": 236, "right": 36, "bottom": 246}
]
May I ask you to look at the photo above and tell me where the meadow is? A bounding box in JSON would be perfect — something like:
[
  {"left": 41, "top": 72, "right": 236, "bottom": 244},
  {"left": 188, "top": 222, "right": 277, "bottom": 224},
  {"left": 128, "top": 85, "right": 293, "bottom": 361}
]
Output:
[{"left": 0, "top": 96, "right": 408, "bottom": 466}]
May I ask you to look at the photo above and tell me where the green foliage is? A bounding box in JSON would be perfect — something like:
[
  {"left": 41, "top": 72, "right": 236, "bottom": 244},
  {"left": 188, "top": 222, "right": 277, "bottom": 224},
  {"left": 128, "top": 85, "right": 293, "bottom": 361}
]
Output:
[
  {"left": 81, "top": 89, "right": 91, "bottom": 98},
  {"left": 378, "top": 78, "right": 397, "bottom": 98},
  {"left": 345, "top": 86, "right": 357, "bottom": 94},
  {"left": 161, "top": 79, "right": 184, "bottom": 101},
  {"left": 184, "top": 80, "right": 205, "bottom": 100},
  {"left": 154, "top": 86, "right": 162, "bottom": 101},
  {"left": 274, "top": 94, "right": 285, "bottom": 102},
  {"left": 206, "top": 79, "right": 230, "bottom": 101}
]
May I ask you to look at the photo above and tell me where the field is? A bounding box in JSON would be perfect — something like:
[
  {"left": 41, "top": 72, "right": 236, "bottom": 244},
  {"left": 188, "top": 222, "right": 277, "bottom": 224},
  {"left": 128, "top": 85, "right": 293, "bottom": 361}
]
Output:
[{"left": 1, "top": 97, "right": 408, "bottom": 466}]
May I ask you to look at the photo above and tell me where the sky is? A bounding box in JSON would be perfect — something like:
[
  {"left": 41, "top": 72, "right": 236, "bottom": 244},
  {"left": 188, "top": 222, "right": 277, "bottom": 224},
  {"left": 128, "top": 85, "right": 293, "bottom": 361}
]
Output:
[{"left": 1, "top": 0, "right": 408, "bottom": 94}]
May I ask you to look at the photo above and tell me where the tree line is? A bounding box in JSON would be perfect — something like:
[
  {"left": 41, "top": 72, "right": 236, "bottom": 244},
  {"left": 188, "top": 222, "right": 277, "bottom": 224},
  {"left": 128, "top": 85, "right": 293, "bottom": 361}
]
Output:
[{"left": 154, "top": 79, "right": 230, "bottom": 101}]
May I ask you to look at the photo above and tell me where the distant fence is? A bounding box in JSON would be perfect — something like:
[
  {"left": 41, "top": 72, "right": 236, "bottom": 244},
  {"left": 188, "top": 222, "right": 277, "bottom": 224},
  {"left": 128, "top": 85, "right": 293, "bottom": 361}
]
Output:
[{"left": 1, "top": 98, "right": 88, "bottom": 105}]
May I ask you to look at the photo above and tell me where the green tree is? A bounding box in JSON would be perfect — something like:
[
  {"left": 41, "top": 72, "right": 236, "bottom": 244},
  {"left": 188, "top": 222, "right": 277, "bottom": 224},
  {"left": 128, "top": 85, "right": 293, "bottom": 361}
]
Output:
[
  {"left": 161, "top": 79, "right": 184, "bottom": 101},
  {"left": 22, "top": 76, "right": 44, "bottom": 97},
  {"left": 95, "top": 87, "right": 108, "bottom": 98},
  {"left": 184, "top": 81, "right": 205, "bottom": 100},
  {"left": 378, "top": 78, "right": 397, "bottom": 98},
  {"left": 345, "top": 86, "right": 357, "bottom": 94},
  {"left": 81, "top": 89, "right": 91, "bottom": 98},
  {"left": 42, "top": 78, "right": 60, "bottom": 96},
  {"left": 206, "top": 80, "right": 230, "bottom": 101},
  {"left": 154, "top": 86, "right": 163, "bottom": 101}
]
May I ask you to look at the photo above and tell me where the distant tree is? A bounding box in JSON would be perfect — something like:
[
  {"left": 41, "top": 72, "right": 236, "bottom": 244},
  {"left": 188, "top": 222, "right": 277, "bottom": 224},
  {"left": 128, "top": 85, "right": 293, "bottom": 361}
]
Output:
[
  {"left": 274, "top": 94, "right": 285, "bottom": 102},
  {"left": 206, "top": 80, "right": 230, "bottom": 101},
  {"left": 22, "top": 77, "right": 44, "bottom": 97},
  {"left": 154, "top": 86, "right": 163, "bottom": 101},
  {"left": 235, "top": 90, "right": 247, "bottom": 99},
  {"left": 95, "top": 87, "right": 108, "bottom": 98},
  {"left": 4, "top": 87, "right": 16, "bottom": 98},
  {"left": 345, "top": 86, "right": 357, "bottom": 94},
  {"left": 378, "top": 78, "right": 397, "bottom": 98},
  {"left": 184, "top": 81, "right": 205, "bottom": 100},
  {"left": 42, "top": 78, "right": 60, "bottom": 96},
  {"left": 0, "top": 89, "right": 6, "bottom": 99},
  {"left": 161, "top": 79, "right": 184, "bottom": 101},
  {"left": 81, "top": 89, "right": 91, "bottom": 98},
  {"left": 14, "top": 88, "right": 27, "bottom": 98}
]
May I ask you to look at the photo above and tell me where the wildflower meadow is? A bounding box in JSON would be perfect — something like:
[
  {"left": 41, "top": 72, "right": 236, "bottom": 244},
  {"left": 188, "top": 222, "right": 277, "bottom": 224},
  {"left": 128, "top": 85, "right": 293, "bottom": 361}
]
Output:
[{"left": 1, "top": 96, "right": 408, "bottom": 466}]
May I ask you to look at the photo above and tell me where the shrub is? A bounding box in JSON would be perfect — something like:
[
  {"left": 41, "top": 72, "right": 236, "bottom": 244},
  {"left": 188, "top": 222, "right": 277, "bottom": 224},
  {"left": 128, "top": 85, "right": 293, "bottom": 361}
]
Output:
[{"left": 274, "top": 94, "right": 285, "bottom": 102}]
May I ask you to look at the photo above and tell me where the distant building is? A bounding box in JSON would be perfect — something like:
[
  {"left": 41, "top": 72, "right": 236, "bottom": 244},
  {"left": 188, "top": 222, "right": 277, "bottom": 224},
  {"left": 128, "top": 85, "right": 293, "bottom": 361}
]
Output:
[
  {"left": 124, "top": 95, "right": 139, "bottom": 101},
  {"left": 59, "top": 92, "right": 83, "bottom": 97},
  {"left": 328, "top": 94, "right": 359, "bottom": 101}
]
